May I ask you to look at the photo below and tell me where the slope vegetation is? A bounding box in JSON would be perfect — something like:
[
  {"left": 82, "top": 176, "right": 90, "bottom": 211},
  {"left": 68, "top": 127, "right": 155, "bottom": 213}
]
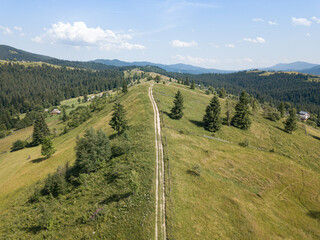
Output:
[{"left": 0, "top": 83, "right": 156, "bottom": 239}]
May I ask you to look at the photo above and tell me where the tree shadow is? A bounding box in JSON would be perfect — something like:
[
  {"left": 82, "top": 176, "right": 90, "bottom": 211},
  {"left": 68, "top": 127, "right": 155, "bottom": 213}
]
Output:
[
  {"left": 101, "top": 192, "right": 131, "bottom": 205},
  {"left": 310, "top": 135, "right": 320, "bottom": 141},
  {"left": 273, "top": 125, "right": 287, "bottom": 133},
  {"left": 23, "top": 225, "right": 42, "bottom": 234},
  {"left": 163, "top": 111, "right": 171, "bottom": 118},
  {"left": 189, "top": 119, "right": 204, "bottom": 128},
  {"left": 307, "top": 210, "right": 320, "bottom": 221},
  {"left": 31, "top": 157, "right": 47, "bottom": 163}
]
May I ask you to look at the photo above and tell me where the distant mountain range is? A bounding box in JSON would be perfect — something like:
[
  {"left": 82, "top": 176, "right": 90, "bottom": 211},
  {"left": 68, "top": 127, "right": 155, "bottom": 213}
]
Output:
[
  {"left": 92, "top": 59, "right": 232, "bottom": 74},
  {"left": 1, "top": 44, "right": 320, "bottom": 75}
]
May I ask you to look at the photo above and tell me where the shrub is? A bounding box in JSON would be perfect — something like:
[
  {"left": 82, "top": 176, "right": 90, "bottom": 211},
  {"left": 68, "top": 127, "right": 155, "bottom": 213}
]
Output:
[
  {"left": 75, "top": 128, "right": 111, "bottom": 173},
  {"left": 41, "top": 165, "right": 68, "bottom": 198},
  {"left": 239, "top": 138, "right": 249, "bottom": 147},
  {"left": 187, "top": 164, "right": 201, "bottom": 176}
]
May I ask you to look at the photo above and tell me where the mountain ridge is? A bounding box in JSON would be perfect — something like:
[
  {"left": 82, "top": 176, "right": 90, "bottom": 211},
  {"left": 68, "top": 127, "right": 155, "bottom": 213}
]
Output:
[{"left": 1, "top": 44, "right": 320, "bottom": 75}]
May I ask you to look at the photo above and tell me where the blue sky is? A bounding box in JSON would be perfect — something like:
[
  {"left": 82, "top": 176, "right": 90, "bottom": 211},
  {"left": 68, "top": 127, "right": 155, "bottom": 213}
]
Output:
[{"left": 0, "top": 0, "right": 320, "bottom": 70}]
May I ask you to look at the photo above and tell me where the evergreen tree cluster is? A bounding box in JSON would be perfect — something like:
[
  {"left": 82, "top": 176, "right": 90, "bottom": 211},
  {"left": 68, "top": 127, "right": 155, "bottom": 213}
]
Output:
[
  {"left": 0, "top": 63, "right": 123, "bottom": 129},
  {"left": 141, "top": 67, "right": 320, "bottom": 114}
]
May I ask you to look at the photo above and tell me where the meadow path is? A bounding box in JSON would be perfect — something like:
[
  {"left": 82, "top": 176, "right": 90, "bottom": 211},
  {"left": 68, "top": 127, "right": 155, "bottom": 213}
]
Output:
[{"left": 148, "top": 84, "right": 166, "bottom": 240}]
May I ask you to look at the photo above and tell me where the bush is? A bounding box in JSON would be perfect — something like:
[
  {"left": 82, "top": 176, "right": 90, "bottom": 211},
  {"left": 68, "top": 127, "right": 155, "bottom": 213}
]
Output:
[
  {"left": 11, "top": 139, "right": 27, "bottom": 152},
  {"left": 239, "top": 138, "right": 249, "bottom": 147},
  {"left": 264, "top": 105, "right": 281, "bottom": 121},
  {"left": 187, "top": 164, "right": 201, "bottom": 176},
  {"left": 41, "top": 165, "right": 68, "bottom": 198},
  {"left": 75, "top": 128, "right": 111, "bottom": 173}
]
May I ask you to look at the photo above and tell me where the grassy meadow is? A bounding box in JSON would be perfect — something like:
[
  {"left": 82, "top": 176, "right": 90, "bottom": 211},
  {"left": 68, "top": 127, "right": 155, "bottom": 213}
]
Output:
[{"left": 154, "top": 83, "right": 320, "bottom": 239}]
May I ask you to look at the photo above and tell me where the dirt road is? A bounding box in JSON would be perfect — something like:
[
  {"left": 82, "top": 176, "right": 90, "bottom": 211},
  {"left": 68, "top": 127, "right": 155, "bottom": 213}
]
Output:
[{"left": 149, "top": 84, "right": 166, "bottom": 240}]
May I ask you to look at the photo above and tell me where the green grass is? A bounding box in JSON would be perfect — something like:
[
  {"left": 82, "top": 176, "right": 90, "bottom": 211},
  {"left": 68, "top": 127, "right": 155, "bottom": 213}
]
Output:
[
  {"left": 153, "top": 83, "right": 320, "bottom": 239},
  {"left": 0, "top": 83, "right": 156, "bottom": 239}
]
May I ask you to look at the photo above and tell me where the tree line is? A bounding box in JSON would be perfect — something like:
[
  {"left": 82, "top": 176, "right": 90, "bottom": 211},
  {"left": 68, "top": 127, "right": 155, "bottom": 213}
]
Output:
[
  {"left": 141, "top": 66, "right": 320, "bottom": 114},
  {"left": 0, "top": 63, "right": 125, "bottom": 130}
]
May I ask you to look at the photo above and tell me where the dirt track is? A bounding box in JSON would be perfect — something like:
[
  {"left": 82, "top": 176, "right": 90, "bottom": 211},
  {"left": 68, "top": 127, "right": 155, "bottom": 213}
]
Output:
[{"left": 149, "top": 84, "right": 166, "bottom": 240}]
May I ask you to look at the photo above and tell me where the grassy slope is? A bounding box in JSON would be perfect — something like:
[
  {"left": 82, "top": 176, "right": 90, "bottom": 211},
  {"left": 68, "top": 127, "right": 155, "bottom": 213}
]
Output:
[
  {"left": 0, "top": 83, "right": 156, "bottom": 239},
  {"left": 154, "top": 83, "right": 320, "bottom": 240}
]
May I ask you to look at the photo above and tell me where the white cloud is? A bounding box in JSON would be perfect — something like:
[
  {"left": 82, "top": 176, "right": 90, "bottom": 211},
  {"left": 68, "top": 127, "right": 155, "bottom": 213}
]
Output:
[
  {"left": 170, "top": 40, "right": 198, "bottom": 47},
  {"left": 225, "top": 43, "right": 235, "bottom": 48},
  {"left": 306, "top": 33, "right": 311, "bottom": 37},
  {"left": 173, "top": 55, "right": 217, "bottom": 65},
  {"left": 312, "top": 16, "right": 320, "bottom": 24},
  {"left": 292, "top": 17, "right": 312, "bottom": 26},
  {"left": 209, "top": 42, "right": 220, "bottom": 48},
  {"left": 32, "top": 21, "right": 145, "bottom": 50},
  {"left": 268, "top": 20, "right": 278, "bottom": 25},
  {"left": 240, "top": 58, "right": 253, "bottom": 63},
  {"left": 14, "top": 26, "right": 23, "bottom": 31},
  {"left": 0, "top": 25, "right": 12, "bottom": 35},
  {"left": 243, "top": 37, "right": 266, "bottom": 44},
  {"left": 252, "top": 18, "right": 264, "bottom": 22}
]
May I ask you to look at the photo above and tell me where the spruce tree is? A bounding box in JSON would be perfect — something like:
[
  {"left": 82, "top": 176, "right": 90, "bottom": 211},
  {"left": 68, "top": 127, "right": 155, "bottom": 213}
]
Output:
[
  {"left": 231, "top": 91, "right": 251, "bottom": 130},
  {"left": 285, "top": 108, "right": 298, "bottom": 133},
  {"left": 62, "top": 108, "right": 68, "bottom": 122},
  {"left": 170, "top": 90, "right": 184, "bottom": 119},
  {"left": 203, "top": 95, "right": 221, "bottom": 132},
  {"left": 109, "top": 102, "right": 128, "bottom": 135},
  {"left": 122, "top": 80, "right": 128, "bottom": 94},
  {"left": 278, "top": 102, "right": 285, "bottom": 118},
  {"left": 32, "top": 114, "right": 50, "bottom": 146},
  {"left": 41, "top": 137, "right": 55, "bottom": 158},
  {"left": 190, "top": 80, "right": 195, "bottom": 89},
  {"left": 219, "top": 87, "right": 226, "bottom": 98},
  {"left": 225, "top": 98, "right": 233, "bottom": 126}
]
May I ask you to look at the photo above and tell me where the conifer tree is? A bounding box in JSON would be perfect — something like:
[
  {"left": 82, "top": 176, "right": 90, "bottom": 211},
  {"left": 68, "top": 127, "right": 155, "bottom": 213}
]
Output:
[
  {"left": 317, "top": 112, "right": 320, "bottom": 127},
  {"left": 41, "top": 137, "right": 55, "bottom": 158},
  {"left": 278, "top": 102, "right": 285, "bottom": 118},
  {"left": 32, "top": 114, "right": 50, "bottom": 146},
  {"left": 83, "top": 94, "right": 88, "bottom": 103},
  {"left": 170, "top": 90, "right": 184, "bottom": 119},
  {"left": 203, "top": 95, "right": 221, "bottom": 132},
  {"left": 122, "top": 80, "right": 128, "bottom": 94},
  {"left": 190, "top": 80, "right": 195, "bottom": 89},
  {"left": 184, "top": 77, "right": 190, "bottom": 86},
  {"left": 219, "top": 87, "right": 226, "bottom": 98},
  {"left": 155, "top": 75, "right": 161, "bottom": 83},
  {"left": 225, "top": 98, "right": 233, "bottom": 126},
  {"left": 77, "top": 98, "right": 81, "bottom": 104},
  {"left": 109, "top": 102, "right": 128, "bottom": 135},
  {"left": 285, "top": 108, "right": 298, "bottom": 133},
  {"left": 62, "top": 108, "right": 68, "bottom": 122},
  {"left": 231, "top": 91, "right": 251, "bottom": 130}
]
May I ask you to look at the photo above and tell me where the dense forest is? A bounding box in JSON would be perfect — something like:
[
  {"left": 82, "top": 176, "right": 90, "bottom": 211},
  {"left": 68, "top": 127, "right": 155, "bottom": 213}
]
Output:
[
  {"left": 141, "top": 66, "right": 320, "bottom": 113},
  {"left": 0, "top": 63, "right": 124, "bottom": 130}
]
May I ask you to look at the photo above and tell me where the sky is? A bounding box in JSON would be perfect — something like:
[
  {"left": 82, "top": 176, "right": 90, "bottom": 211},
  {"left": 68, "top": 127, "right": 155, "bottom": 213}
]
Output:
[{"left": 0, "top": 0, "right": 320, "bottom": 70}]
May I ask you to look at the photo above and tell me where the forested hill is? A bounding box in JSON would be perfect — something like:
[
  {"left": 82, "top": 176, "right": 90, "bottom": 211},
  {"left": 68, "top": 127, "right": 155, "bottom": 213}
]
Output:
[
  {"left": 141, "top": 66, "right": 320, "bottom": 113},
  {"left": 0, "top": 45, "right": 132, "bottom": 71},
  {"left": 0, "top": 63, "right": 124, "bottom": 128}
]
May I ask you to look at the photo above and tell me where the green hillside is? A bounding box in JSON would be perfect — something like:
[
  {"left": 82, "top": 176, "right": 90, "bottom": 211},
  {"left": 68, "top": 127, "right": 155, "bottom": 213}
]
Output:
[
  {"left": 0, "top": 83, "right": 156, "bottom": 239},
  {"left": 0, "top": 78, "right": 320, "bottom": 239},
  {"left": 153, "top": 83, "right": 320, "bottom": 239}
]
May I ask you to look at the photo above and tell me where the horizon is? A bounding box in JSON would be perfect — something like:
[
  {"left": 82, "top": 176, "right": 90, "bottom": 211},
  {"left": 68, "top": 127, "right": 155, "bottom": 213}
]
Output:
[{"left": 1, "top": 0, "right": 320, "bottom": 70}]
